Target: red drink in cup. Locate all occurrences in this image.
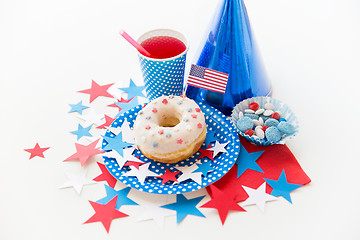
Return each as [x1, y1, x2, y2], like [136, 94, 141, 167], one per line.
[140, 36, 187, 59]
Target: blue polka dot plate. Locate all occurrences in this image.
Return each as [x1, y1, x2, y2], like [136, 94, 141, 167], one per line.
[102, 101, 240, 194]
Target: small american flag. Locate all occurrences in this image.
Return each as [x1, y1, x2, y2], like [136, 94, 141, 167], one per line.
[187, 64, 229, 94]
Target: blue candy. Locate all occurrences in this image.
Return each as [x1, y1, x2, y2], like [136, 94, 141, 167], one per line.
[264, 118, 279, 127]
[265, 126, 282, 142]
[236, 117, 254, 132]
[261, 116, 270, 123]
[244, 113, 259, 120]
[279, 118, 287, 122]
[277, 121, 296, 135]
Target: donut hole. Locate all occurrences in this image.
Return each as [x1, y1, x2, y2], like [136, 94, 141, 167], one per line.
[159, 116, 181, 127]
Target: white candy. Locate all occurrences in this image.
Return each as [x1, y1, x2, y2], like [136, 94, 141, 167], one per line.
[255, 125, 263, 131]
[253, 119, 261, 126]
[255, 128, 265, 139]
[263, 109, 274, 116]
[238, 111, 244, 118]
[264, 103, 275, 110]
[255, 108, 265, 115]
[244, 109, 255, 114]
[259, 117, 264, 126]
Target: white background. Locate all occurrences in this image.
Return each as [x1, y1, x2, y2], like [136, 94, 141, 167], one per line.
[1, 0, 360, 239]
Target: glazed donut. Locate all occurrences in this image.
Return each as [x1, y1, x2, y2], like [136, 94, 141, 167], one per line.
[133, 95, 207, 163]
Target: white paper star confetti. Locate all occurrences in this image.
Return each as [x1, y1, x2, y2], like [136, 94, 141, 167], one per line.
[102, 150, 128, 169]
[107, 126, 121, 136]
[137, 200, 175, 227]
[58, 169, 96, 194]
[119, 119, 135, 144]
[208, 141, 229, 158]
[122, 147, 140, 161]
[175, 164, 203, 185]
[123, 163, 159, 184]
[107, 82, 127, 100]
[77, 109, 105, 126]
[241, 183, 278, 212]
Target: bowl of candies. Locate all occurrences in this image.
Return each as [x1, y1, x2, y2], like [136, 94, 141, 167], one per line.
[231, 97, 299, 146]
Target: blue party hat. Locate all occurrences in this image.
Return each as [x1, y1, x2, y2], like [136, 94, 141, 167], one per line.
[186, 0, 271, 115]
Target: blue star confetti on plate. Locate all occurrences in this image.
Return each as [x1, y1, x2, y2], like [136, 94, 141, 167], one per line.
[204, 129, 219, 147]
[102, 132, 133, 156]
[236, 144, 264, 178]
[194, 160, 215, 177]
[97, 185, 138, 210]
[161, 194, 206, 223]
[264, 169, 302, 203]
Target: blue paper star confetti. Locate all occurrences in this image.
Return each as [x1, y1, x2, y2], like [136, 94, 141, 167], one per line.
[236, 144, 264, 178]
[194, 160, 215, 177]
[264, 170, 302, 204]
[102, 132, 133, 156]
[70, 124, 92, 140]
[69, 100, 89, 114]
[161, 194, 206, 223]
[115, 97, 140, 117]
[119, 79, 146, 99]
[204, 129, 218, 147]
[97, 185, 138, 210]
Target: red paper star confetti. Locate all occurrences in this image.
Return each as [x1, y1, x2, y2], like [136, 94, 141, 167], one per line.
[209, 166, 258, 202]
[64, 139, 104, 166]
[93, 162, 118, 188]
[198, 144, 214, 161]
[201, 185, 245, 225]
[24, 143, 50, 160]
[107, 97, 134, 111]
[157, 169, 181, 184]
[78, 80, 114, 103]
[124, 161, 145, 170]
[96, 115, 115, 129]
[84, 196, 128, 233]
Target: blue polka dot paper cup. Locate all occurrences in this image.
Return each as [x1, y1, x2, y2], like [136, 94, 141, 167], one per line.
[137, 29, 188, 100]
[231, 96, 299, 146]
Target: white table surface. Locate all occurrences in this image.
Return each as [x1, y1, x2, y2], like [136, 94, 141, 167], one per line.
[1, 0, 360, 239]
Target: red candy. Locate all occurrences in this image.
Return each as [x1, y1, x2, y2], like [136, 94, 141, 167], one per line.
[152, 108, 158, 113]
[142, 104, 147, 109]
[262, 126, 268, 131]
[145, 125, 151, 130]
[191, 114, 197, 118]
[271, 112, 280, 120]
[195, 108, 201, 112]
[249, 102, 259, 111]
[158, 129, 164, 135]
[162, 99, 168, 104]
[197, 123, 202, 128]
[244, 129, 254, 136]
